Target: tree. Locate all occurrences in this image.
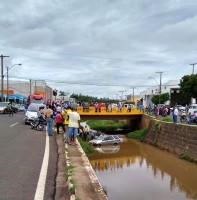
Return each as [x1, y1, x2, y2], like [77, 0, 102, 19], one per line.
[151, 93, 169, 105]
[59, 90, 66, 96]
[179, 74, 197, 99]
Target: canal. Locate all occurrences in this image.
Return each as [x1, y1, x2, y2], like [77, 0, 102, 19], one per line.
[88, 136, 197, 200]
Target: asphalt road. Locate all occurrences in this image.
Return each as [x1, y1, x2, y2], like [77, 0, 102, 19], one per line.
[0, 112, 57, 200]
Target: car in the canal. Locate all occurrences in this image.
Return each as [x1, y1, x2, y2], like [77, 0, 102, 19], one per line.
[0, 102, 18, 114]
[88, 134, 121, 146]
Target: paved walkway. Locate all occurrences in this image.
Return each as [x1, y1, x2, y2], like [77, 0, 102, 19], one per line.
[55, 133, 107, 200]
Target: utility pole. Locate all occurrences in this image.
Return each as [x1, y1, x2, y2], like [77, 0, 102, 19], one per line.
[190, 63, 197, 74]
[30, 79, 32, 95]
[132, 87, 135, 103]
[1, 55, 9, 102]
[118, 90, 126, 101]
[155, 72, 163, 95]
[6, 67, 8, 102]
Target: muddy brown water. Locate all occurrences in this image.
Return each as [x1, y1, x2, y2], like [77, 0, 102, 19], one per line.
[88, 137, 197, 200]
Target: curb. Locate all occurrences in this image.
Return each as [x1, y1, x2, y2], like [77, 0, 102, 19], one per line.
[65, 140, 108, 200]
[55, 135, 70, 200]
[55, 134, 108, 200]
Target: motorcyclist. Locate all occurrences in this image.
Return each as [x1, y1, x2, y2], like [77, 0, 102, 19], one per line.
[33, 106, 45, 129]
[180, 110, 187, 122]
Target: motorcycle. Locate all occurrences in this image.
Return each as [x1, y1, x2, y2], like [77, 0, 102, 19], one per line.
[180, 111, 187, 122]
[30, 116, 47, 131]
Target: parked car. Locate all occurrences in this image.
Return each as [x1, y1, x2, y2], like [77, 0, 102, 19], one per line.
[24, 103, 46, 124]
[188, 104, 197, 115]
[88, 134, 121, 146]
[15, 104, 25, 112]
[176, 105, 186, 112]
[0, 102, 18, 114]
[188, 110, 197, 124]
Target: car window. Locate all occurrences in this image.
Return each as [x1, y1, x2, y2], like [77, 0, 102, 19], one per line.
[0, 102, 9, 107]
[108, 136, 114, 140]
[113, 135, 119, 139]
[96, 135, 104, 140]
[28, 104, 46, 112]
[103, 136, 109, 141]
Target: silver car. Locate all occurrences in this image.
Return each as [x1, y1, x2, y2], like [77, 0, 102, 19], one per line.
[88, 135, 121, 146]
[24, 103, 46, 124]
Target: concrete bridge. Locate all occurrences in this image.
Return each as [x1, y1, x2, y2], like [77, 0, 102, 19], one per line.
[76, 106, 144, 121]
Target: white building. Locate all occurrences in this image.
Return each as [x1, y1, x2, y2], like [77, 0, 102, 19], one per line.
[0, 79, 53, 103]
[140, 80, 180, 108]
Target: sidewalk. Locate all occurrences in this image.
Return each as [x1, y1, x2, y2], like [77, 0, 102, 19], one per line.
[55, 134, 107, 200]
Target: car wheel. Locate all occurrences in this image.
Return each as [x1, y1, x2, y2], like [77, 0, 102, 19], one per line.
[113, 143, 118, 146]
[98, 144, 101, 147]
[25, 121, 28, 125]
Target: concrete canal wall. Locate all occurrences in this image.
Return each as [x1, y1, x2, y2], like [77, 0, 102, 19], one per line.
[139, 114, 197, 161]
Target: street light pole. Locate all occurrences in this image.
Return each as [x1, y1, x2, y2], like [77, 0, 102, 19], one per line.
[149, 76, 161, 104]
[1, 55, 9, 102]
[155, 72, 163, 95]
[5, 63, 22, 102]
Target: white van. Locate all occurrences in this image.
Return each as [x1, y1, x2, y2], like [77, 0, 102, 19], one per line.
[188, 104, 197, 115]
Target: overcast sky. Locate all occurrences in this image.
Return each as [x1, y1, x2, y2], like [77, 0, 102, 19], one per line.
[1, 0, 197, 99]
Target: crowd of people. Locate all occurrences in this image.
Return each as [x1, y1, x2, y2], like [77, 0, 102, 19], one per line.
[36, 101, 81, 145]
[146, 103, 197, 124]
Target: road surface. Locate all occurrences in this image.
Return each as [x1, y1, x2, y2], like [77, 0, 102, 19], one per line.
[0, 112, 57, 200]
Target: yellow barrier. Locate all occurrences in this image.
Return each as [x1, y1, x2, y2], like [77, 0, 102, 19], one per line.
[77, 106, 144, 115]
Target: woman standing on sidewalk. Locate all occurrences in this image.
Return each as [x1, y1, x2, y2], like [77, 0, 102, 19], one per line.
[45, 105, 54, 136]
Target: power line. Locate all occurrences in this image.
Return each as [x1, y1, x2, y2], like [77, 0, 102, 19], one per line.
[2, 45, 160, 63]
[9, 75, 179, 88]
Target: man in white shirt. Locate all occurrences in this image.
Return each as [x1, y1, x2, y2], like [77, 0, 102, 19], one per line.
[173, 107, 179, 123]
[68, 107, 80, 145]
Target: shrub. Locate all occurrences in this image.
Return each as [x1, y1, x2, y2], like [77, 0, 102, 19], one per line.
[77, 137, 93, 154]
[161, 117, 173, 122]
[179, 152, 194, 162]
[153, 121, 160, 131]
[127, 128, 147, 141]
[87, 120, 127, 131]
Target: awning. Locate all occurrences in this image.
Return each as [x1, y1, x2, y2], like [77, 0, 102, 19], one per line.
[8, 93, 27, 100]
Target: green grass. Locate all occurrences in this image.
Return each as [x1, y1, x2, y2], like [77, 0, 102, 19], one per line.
[64, 164, 75, 180]
[161, 117, 173, 122]
[77, 137, 93, 154]
[153, 121, 160, 131]
[127, 128, 147, 141]
[179, 152, 194, 162]
[87, 120, 127, 131]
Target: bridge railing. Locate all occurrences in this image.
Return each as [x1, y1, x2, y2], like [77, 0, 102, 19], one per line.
[76, 106, 144, 115]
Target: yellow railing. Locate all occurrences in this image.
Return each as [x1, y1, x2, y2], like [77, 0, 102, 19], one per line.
[77, 106, 144, 115]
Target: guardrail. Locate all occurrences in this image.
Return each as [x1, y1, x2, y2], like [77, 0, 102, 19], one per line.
[77, 106, 144, 115]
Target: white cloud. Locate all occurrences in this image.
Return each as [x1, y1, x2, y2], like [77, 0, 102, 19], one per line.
[0, 0, 197, 98]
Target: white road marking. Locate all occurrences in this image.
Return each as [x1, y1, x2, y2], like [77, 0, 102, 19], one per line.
[34, 129, 49, 200]
[10, 122, 19, 127]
